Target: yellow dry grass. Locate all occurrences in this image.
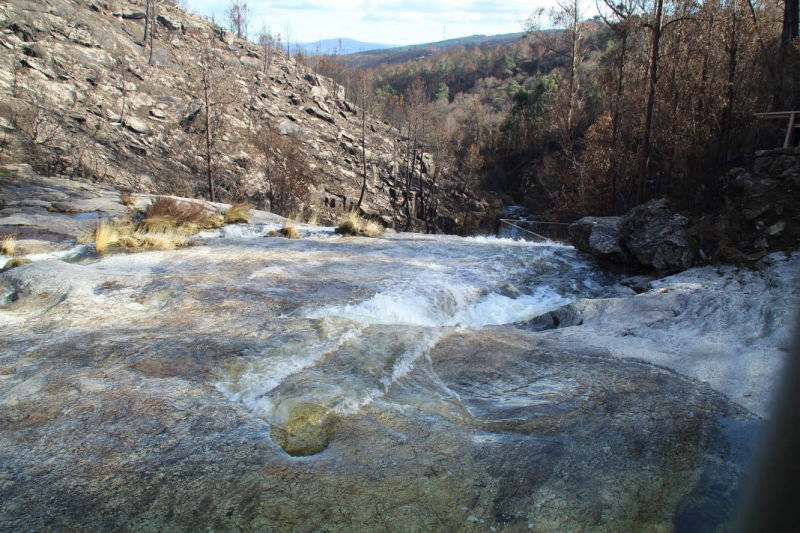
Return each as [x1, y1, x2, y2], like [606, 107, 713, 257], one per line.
[1, 235, 16, 256]
[279, 224, 300, 239]
[225, 203, 252, 224]
[361, 220, 384, 238]
[335, 210, 385, 238]
[93, 220, 119, 253]
[117, 231, 187, 251]
[1, 257, 32, 271]
[89, 217, 188, 254]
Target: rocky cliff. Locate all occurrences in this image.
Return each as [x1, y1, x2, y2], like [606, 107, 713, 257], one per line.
[0, 0, 488, 231]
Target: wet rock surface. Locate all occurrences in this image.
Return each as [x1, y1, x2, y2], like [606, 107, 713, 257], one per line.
[0, 225, 793, 530]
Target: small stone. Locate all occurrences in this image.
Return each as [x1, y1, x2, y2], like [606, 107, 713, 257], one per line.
[305, 106, 335, 124]
[121, 11, 146, 20]
[742, 204, 769, 221]
[124, 116, 151, 135]
[765, 220, 785, 236]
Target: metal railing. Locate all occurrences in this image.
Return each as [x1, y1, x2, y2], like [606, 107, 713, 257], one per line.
[498, 219, 571, 242]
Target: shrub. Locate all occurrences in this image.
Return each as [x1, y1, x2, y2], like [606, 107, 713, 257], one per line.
[1, 235, 15, 256]
[335, 211, 361, 236]
[225, 203, 252, 224]
[146, 197, 209, 224]
[335, 210, 385, 238]
[279, 224, 300, 239]
[139, 197, 223, 235]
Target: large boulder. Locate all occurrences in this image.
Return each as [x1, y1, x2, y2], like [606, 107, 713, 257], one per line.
[568, 216, 628, 263]
[619, 199, 696, 273]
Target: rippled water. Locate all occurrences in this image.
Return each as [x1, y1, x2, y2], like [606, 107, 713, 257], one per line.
[0, 223, 760, 531]
[206, 228, 620, 427]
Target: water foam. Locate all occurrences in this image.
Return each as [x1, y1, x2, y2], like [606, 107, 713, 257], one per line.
[306, 284, 567, 328]
[214, 326, 361, 419]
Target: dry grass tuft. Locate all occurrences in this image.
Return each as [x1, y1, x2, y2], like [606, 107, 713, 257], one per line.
[361, 220, 384, 238]
[335, 210, 385, 238]
[1, 257, 32, 272]
[225, 203, 252, 224]
[146, 197, 210, 225]
[279, 224, 300, 239]
[1, 235, 16, 256]
[89, 216, 188, 254]
[138, 197, 223, 236]
[117, 232, 186, 251]
[93, 220, 119, 253]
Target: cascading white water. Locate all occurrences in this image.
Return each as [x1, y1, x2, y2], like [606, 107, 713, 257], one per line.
[208, 225, 621, 426]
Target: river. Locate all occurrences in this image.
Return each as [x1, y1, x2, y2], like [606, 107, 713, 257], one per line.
[2, 222, 793, 531]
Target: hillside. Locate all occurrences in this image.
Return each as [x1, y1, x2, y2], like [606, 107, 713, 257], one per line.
[0, 0, 488, 232]
[339, 32, 526, 70]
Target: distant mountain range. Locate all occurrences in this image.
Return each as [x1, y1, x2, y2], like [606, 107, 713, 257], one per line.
[295, 32, 527, 64]
[332, 32, 528, 69]
[294, 38, 399, 56]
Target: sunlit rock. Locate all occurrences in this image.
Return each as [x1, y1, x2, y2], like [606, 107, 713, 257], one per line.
[270, 402, 334, 456]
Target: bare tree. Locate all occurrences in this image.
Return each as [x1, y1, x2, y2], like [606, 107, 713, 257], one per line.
[258, 24, 274, 73]
[253, 125, 314, 215]
[144, 0, 150, 42]
[226, 1, 250, 40]
[526, 0, 591, 161]
[187, 36, 239, 202]
[355, 71, 370, 209]
[149, 0, 157, 65]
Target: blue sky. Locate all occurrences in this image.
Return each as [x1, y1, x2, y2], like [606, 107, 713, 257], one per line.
[185, 1, 552, 46]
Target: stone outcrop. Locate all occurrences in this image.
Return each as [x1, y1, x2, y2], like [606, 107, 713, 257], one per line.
[619, 199, 697, 273]
[570, 147, 800, 273]
[3, 219, 785, 530]
[718, 147, 800, 258]
[569, 200, 696, 273]
[568, 216, 628, 263]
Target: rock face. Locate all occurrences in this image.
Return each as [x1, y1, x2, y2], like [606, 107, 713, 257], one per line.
[619, 199, 696, 273]
[718, 148, 800, 258]
[0, 0, 485, 232]
[568, 216, 628, 263]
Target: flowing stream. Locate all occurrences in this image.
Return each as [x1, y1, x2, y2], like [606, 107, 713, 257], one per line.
[0, 223, 766, 531]
[208, 229, 616, 434]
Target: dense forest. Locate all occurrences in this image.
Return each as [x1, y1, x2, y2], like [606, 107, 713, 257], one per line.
[309, 0, 800, 221]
